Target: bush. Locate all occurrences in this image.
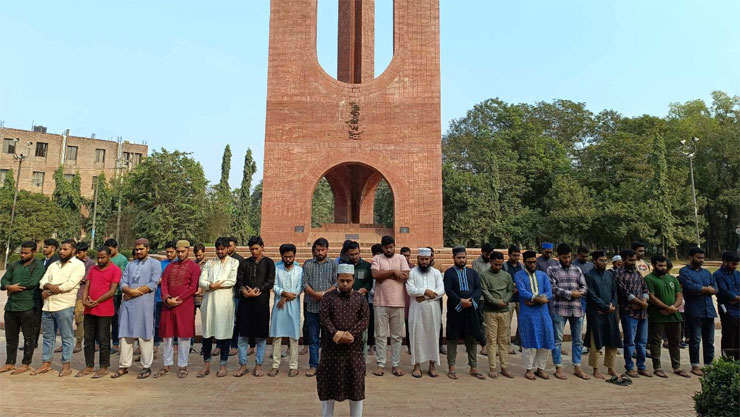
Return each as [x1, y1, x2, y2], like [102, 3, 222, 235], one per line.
[693, 357, 740, 417]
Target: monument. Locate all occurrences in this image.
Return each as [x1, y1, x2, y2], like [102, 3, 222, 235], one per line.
[260, 0, 443, 248]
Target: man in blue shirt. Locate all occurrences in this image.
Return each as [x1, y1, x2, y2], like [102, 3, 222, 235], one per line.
[714, 251, 740, 360]
[678, 247, 718, 376]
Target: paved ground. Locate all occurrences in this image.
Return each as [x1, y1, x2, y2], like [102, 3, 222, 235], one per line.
[0, 331, 710, 417]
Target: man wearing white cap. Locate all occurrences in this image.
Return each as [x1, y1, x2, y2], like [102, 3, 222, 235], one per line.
[611, 255, 623, 271]
[406, 248, 445, 378]
[317, 263, 369, 417]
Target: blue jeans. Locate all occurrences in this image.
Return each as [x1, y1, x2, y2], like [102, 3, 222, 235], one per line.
[621, 315, 648, 371]
[551, 313, 584, 367]
[305, 311, 321, 369]
[238, 336, 266, 366]
[685, 314, 715, 367]
[41, 307, 75, 364]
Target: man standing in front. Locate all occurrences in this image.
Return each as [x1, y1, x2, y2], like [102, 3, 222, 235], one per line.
[371, 235, 410, 377]
[235, 236, 275, 377]
[303, 238, 338, 376]
[444, 246, 485, 380]
[514, 250, 554, 380]
[28, 238, 59, 351]
[0, 241, 45, 375]
[646, 255, 690, 378]
[73, 241, 96, 354]
[317, 263, 369, 417]
[584, 251, 621, 379]
[104, 238, 128, 355]
[269, 244, 303, 377]
[536, 242, 558, 273]
[679, 247, 718, 376]
[479, 251, 514, 379]
[31, 239, 86, 377]
[77, 247, 121, 378]
[406, 248, 444, 378]
[197, 237, 239, 378]
[615, 249, 651, 378]
[155, 240, 200, 378]
[715, 251, 740, 360]
[548, 243, 589, 380]
[111, 238, 161, 379]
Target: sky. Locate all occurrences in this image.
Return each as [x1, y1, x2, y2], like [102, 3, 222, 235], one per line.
[1, 0, 738, 189]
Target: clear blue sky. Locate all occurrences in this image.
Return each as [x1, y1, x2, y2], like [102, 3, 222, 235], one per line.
[1, 0, 738, 188]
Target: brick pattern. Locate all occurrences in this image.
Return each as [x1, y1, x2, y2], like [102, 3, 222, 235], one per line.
[261, 0, 444, 250]
[0, 127, 147, 198]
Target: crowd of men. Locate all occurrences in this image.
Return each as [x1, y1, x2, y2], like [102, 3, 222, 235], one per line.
[2, 234, 739, 416]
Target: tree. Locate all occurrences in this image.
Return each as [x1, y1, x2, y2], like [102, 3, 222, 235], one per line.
[0, 187, 63, 268]
[84, 173, 114, 244]
[312, 177, 334, 228]
[249, 180, 263, 235]
[232, 147, 257, 242]
[647, 133, 677, 254]
[218, 144, 232, 193]
[3, 168, 15, 190]
[122, 149, 209, 249]
[52, 166, 83, 239]
[373, 179, 394, 228]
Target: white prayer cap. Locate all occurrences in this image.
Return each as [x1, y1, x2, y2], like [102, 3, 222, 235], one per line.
[612, 255, 622, 262]
[337, 263, 355, 275]
[418, 248, 432, 257]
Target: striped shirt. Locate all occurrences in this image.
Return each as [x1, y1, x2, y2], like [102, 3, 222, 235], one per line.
[614, 267, 649, 320]
[302, 258, 337, 314]
[547, 263, 588, 317]
[454, 267, 479, 312]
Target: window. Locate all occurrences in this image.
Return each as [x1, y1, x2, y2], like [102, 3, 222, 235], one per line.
[95, 148, 105, 163]
[64, 174, 75, 182]
[32, 171, 45, 187]
[0, 169, 8, 185]
[3, 138, 16, 154]
[133, 153, 142, 165]
[35, 142, 48, 157]
[66, 145, 78, 162]
[123, 151, 131, 162]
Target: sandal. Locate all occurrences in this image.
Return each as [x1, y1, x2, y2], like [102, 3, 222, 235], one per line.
[137, 368, 152, 379]
[525, 371, 536, 381]
[197, 368, 211, 378]
[427, 369, 438, 378]
[75, 369, 93, 378]
[488, 371, 498, 379]
[654, 369, 668, 378]
[305, 368, 317, 377]
[177, 368, 188, 378]
[92, 370, 108, 379]
[233, 366, 249, 377]
[470, 372, 486, 380]
[391, 367, 404, 377]
[111, 368, 128, 379]
[447, 371, 458, 380]
[58, 368, 73, 377]
[412, 369, 422, 378]
[535, 370, 550, 380]
[674, 369, 691, 378]
[153, 368, 170, 378]
[372, 368, 384, 377]
[574, 371, 590, 380]
[619, 374, 633, 385]
[253, 367, 264, 377]
[268, 368, 279, 377]
[217, 368, 228, 378]
[288, 369, 300, 377]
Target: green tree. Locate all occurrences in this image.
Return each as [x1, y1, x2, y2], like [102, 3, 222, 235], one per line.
[232, 148, 257, 242]
[52, 166, 83, 239]
[647, 133, 677, 254]
[373, 179, 393, 228]
[312, 177, 334, 228]
[3, 168, 15, 189]
[122, 149, 209, 249]
[0, 188, 63, 268]
[249, 180, 263, 235]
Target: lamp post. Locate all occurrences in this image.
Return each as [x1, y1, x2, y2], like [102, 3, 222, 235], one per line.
[680, 136, 701, 247]
[4, 139, 33, 267]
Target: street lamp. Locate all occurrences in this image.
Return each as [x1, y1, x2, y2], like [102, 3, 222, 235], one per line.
[4, 139, 33, 267]
[680, 136, 701, 247]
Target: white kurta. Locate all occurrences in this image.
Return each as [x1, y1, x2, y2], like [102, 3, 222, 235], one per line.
[405, 266, 445, 365]
[199, 256, 239, 340]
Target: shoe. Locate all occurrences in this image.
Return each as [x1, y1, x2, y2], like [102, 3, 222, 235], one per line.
[679, 341, 688, 349]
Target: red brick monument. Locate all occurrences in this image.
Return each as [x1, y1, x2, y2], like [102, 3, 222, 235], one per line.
[260, 0, 443, 248]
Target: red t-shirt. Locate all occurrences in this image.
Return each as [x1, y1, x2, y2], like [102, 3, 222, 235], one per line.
[84, 263, 122, 317]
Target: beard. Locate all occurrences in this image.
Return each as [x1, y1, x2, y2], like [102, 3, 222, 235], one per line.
[383, 252, 393, 258]
[284, 260, 294, 267]
[418, 265, 430, 273]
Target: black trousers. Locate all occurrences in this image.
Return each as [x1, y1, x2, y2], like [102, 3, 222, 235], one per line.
[719, 310, 740, 360]
[112, 293, 122, 345]
[84, 315, 112, 368]
[203, 337, 231, 363]
[648, 321, 682, 370]
[368, 303, 375, 345]
[4, 309, 36, 365]
[32, 304, 42, 349]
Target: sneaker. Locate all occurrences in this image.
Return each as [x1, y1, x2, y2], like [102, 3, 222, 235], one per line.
[679, 341, 688, 349]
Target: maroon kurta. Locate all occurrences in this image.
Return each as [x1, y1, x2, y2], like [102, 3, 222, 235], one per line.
[317, 289, 369, 402]
[159, 258, 200, 338]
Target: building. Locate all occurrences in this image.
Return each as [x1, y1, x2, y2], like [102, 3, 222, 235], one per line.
[0, 125, 148, 198]
[260, 0, 443, 248]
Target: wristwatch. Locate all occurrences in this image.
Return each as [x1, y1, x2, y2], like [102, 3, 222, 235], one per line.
[45, 289, 53, 296]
